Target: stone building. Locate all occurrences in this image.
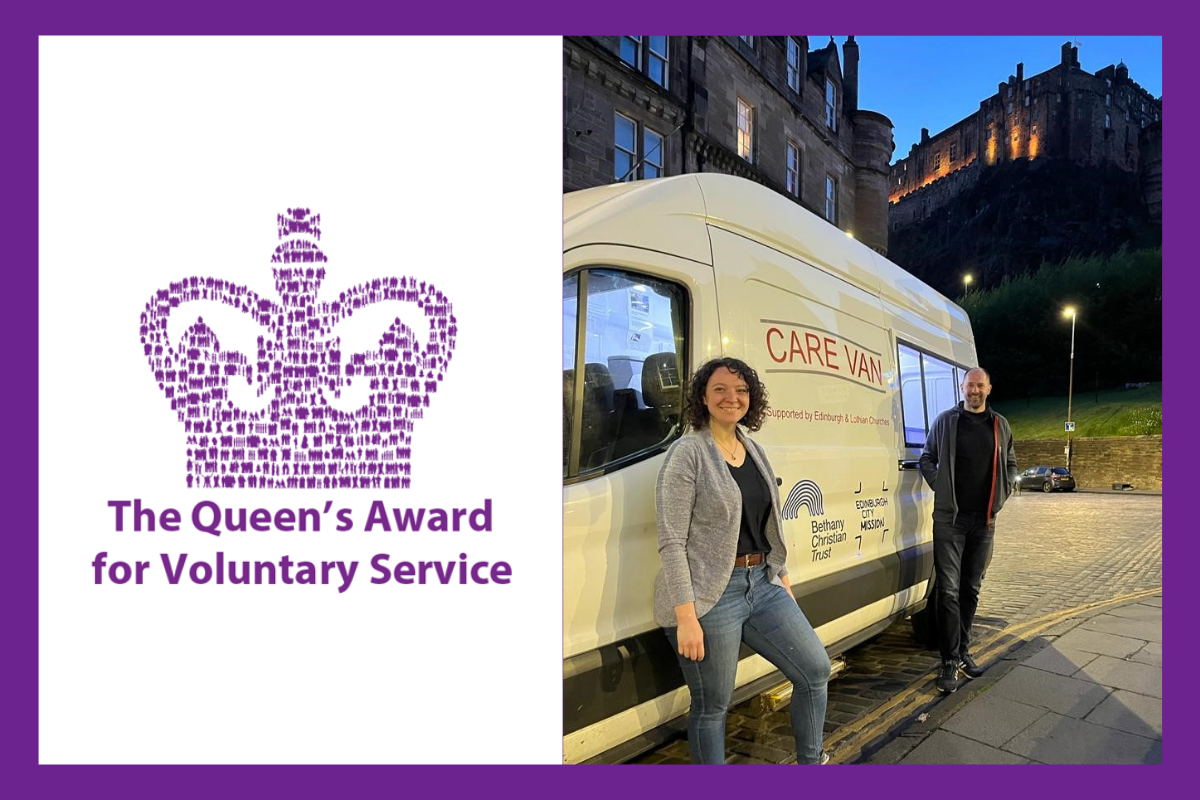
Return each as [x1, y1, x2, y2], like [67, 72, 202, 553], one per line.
[889, 42, 1162, 227]
[564, 36, 895, 255]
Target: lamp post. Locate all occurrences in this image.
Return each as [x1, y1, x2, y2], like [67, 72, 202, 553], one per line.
[1063, 306, 1077, 472]
[963, 274, 973, 295]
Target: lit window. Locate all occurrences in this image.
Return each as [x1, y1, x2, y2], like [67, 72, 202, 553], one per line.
[614, 113, 637, 182]
[787, 38, 800, 92]
[619, 36, 669, 89]
[737, 98, 754, 163]
[619, 37, 642, 69]
[825, 79, 837, 130]
[824, 175, 837, 223]
[643, 127, 664, 179]
[786, 140, 801, 197]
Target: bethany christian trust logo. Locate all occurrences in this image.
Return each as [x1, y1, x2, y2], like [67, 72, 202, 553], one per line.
[140, 207, 456, 489]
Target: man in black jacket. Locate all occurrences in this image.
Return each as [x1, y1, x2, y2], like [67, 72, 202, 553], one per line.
[919, 367, 1019, 694]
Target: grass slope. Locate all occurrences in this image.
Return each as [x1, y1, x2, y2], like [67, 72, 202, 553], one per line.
[992, 383, 1162, 440]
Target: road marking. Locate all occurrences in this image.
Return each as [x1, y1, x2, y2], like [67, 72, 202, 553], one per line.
[823, 586, 1162, 763]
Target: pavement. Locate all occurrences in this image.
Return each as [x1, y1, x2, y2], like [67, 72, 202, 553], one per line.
[631, 493, 1162, 766]
[863, 592, 1162, 765]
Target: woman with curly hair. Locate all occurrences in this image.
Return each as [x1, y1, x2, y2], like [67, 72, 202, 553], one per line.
[654, 357, 830, 764]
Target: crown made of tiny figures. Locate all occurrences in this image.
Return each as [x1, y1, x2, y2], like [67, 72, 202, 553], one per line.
[140, 208, 456, 490]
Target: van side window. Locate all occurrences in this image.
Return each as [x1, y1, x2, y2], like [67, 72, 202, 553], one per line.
[563, 269, 686, 478]
[922, 357, 957, 428]
[897, 344, 926, 445]
[897, 342, 967, 448]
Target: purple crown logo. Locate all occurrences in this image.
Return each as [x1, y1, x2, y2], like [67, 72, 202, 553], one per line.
[140, 208, 456, 489]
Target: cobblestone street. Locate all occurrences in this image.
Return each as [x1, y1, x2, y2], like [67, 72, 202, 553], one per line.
[632, 492, 1162, 764]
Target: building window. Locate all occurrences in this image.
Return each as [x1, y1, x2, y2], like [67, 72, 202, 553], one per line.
[737, 98, 754, 163]
[619, 37, 642, 69]
[739, 36, 755, 47]
[614, 113, 637, 182]
[934, 151, 942, 171]
[1105, 113, 1112, 130]
[614, 112, 666, 182]
[647, 37, 668, 89]
[825, 79, 837, 131]
[949, 143, 958, 164]
[786, 140, 801, 197]
[1007, 102, 1013, 113]
[1106, 93, 1112, 107]
[644, 127, 664, 179]
[787, 38, 801, 92]
[824, 175, 838, 223]
[619, 36, 669, 89]
[1024, 95, 1030, 107]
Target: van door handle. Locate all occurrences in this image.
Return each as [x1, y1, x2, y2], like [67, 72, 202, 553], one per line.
[899, 459, 921, 470]
[776, 477, 783, 486]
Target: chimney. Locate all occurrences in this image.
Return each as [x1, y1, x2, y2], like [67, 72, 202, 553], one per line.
[1016, 62, 1024, 84]
[1061, 41, 1079, 68]
[921, 127, 930, 144]
[843, 36, 860, 114]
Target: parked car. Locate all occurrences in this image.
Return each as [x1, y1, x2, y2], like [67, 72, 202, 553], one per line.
[1017, 465, 1077, 493]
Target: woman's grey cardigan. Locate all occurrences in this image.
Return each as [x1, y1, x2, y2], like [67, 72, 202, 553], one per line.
[653, 426, 790, 628]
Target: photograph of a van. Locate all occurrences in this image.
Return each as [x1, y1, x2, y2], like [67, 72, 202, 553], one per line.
[563, 174, 977, 764]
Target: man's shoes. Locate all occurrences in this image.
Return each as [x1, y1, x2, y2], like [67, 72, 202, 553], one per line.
[819, 751, 830, 765]
[936, 659, 960, 694]
[958, 652, 984, 679]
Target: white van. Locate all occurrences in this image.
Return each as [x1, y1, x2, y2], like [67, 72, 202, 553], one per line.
[563, 174, 977, 764]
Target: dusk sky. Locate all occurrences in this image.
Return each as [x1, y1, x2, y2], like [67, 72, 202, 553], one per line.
[811, 36, 1163, 165]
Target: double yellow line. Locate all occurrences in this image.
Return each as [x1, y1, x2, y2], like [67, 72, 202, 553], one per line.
[823, 586, 1162, 764]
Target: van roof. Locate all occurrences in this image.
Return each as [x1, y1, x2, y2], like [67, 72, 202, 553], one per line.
[565, 174, 971, 348]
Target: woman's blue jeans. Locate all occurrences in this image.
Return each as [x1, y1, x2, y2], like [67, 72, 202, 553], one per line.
[665, 564, 830, 764]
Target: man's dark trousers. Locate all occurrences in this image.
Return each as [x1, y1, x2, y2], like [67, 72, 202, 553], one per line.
[933, 511, 995, 661]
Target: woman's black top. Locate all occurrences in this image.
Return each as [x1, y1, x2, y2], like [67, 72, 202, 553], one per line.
[727, 455, 772, 556]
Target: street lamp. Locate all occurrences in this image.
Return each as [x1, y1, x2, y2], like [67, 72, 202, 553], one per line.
[1063, 306, 1077, 472]
[963, 274, 973, 295]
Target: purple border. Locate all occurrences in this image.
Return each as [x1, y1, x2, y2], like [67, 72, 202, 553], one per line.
[6, 2, 1177, 793]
